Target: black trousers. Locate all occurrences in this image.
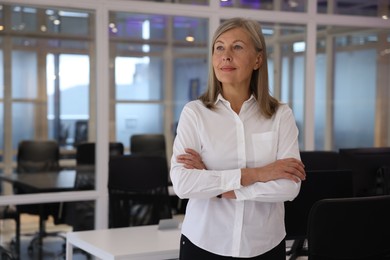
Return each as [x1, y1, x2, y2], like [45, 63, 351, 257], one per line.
[179, 235, 286, 260]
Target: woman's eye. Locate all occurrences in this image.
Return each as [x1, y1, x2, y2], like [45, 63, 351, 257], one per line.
[215, 45, 224, 51]
[233, 45, 243, 50]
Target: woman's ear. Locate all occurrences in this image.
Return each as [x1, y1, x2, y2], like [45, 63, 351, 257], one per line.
[254, 53, 263, 70]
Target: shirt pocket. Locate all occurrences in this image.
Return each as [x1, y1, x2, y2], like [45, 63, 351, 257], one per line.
[252, 131, 277, 166]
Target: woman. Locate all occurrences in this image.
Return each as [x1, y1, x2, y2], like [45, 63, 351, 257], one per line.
[170, 17, 305, 260]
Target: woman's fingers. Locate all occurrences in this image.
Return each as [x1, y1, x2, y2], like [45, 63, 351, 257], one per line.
[177, 148, 206, 169]
[284, 160, 305, 178]
[184, 148, 202, 160]
[261, 158, 306, 182]
[282, 158, 306, 181]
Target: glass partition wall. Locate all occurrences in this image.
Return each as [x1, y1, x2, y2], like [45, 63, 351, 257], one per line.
[109, 13, 209, 156]
[0, 0, 388, 234]
[0, 4, 95, 172]
[315, 25, 390, 150]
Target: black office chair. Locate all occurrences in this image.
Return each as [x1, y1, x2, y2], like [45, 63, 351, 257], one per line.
[75, 142, 95, 165]
[0, 206, 20, 260]
[62, 166, 96, 233]
[64, 142, 124, 231]
[75, 141, 124, 165]
[73, 120, 88, 146]
[130, 134, 166, 157]
[129, 134, 185, 212]
[307, 195, 390, 260]
[17, 140, 60, 173]
[15, 140, 65, 255]
[284, 169, 354, 260]
[108, 154, 172, 228]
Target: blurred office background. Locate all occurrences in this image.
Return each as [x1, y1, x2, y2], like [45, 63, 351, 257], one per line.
[0, 0, 389, 253]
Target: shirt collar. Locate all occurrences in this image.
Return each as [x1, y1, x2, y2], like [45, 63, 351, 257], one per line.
[215, 93, 256, 105]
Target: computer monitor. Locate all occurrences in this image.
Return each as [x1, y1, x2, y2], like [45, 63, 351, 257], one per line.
[338, 147, 390, 197]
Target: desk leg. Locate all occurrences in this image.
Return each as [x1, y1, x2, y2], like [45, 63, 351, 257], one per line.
[66, 241, 73, 260]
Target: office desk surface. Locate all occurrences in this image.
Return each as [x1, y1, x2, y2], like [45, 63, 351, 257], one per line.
[66, 225, 181, 260]
[0, 170, 76, 192]
[0, 168, 94, 192]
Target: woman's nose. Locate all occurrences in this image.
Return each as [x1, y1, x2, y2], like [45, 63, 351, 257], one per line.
[223, 56, 232, 62]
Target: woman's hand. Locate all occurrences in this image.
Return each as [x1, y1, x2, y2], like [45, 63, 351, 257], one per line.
[176, 148, 207, 170]
[241, 158, 306, 186]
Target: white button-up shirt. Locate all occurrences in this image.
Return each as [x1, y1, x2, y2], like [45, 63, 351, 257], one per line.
[170, 94, 301, 258]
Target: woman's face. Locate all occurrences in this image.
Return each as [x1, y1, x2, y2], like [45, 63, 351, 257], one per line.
[212, 27, 261, 89]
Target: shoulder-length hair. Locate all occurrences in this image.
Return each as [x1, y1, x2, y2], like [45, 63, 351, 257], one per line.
[199, 17, 279, 118]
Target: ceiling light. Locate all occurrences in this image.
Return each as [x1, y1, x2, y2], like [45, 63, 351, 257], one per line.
[186, 36, 195, 42]
[288, 0, 298, 8]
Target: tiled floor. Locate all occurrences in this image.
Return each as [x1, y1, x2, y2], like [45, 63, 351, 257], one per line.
[1, 215, 308, 260]
[1, 214, 88, 259]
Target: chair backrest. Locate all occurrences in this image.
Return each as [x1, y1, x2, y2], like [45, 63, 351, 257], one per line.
[15, 140, 62, 222]
[17, 140, 60, 173]
[109, 142, 125, 157]
[108, 154, 172, 228]
[108, 154, 169, 191]
[76, 142, 124, 165]
[300, 151, 339, 171]
[75, 142, 95, 165]
[284, 169, 354, 240]
[74, 120, 88, 146]
[130, 134, 166, 157]
[307, 195, 390, 260]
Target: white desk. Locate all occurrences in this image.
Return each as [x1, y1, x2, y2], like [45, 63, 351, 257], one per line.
[66, 225, 181, 260]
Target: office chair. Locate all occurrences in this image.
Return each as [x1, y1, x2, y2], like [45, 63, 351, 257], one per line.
[108, 154, 172, 228]
[62, 167, 95, 233]
[15, 140, 65, 255]
[0, 206, 20, 260]
[129, 134, 184, 212]
[17, 140, 60, 173]
[75, 142, 95, 165]
[284, 169, 354, 260]
[64, 142, 124, 231]
[130, 134, 166, 157]
[75, 142, 124, 165]
[307, 195, 390, 260]
[73, 120, 88, 146]
[0, 245, 14, 260]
